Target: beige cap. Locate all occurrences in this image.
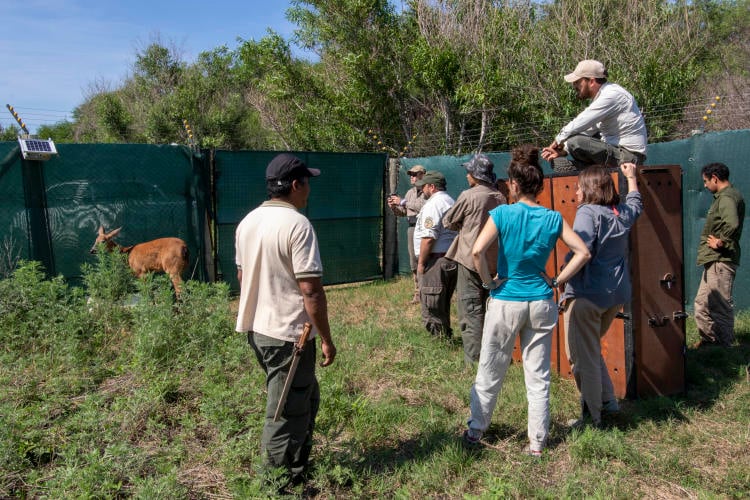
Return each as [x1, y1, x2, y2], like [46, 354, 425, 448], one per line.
[564, 60, 607, 83]
[407, 165, 426, 174]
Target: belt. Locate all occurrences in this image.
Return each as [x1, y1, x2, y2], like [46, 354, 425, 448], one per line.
[430, 252, 446, 259]
[408, 222, 416, 227]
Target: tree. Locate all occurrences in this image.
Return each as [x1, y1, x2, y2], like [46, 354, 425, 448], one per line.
[36, 122, 74, 143]
[59, 0, 747, 154]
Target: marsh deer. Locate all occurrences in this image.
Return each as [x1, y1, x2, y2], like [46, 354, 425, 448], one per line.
[90, 226, 188, 295]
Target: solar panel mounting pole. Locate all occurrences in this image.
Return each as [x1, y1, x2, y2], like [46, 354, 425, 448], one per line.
[6, 104, 30, 136]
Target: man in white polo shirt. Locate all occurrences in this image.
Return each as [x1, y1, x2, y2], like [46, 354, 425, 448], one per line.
[414, 170, 458, 338]
[235, 153, 336, 488]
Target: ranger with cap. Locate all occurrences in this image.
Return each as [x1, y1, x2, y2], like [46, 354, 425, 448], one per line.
[542, 59, 647, 171]
[414, 170, 458, 338]
[388, 165, 427, 303]
[235, 153, 336, 488]
[443, 154, 507, 368]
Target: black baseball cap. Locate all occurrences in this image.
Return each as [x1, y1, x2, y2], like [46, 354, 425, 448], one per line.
[265, 153, 320, 180]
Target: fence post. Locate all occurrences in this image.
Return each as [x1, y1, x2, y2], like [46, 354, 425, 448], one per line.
[21, 160, 55, 276]
[383, 157, 400, 279]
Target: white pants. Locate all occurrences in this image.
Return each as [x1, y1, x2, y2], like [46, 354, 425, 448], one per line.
[468, 298, 557, 451]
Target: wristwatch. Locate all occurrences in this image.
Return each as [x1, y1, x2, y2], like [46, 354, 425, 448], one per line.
[551, 277, 558, 288]
[481, 281, 496, 290]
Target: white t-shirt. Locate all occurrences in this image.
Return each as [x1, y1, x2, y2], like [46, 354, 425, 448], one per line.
[413, 190, 457, 256]
[234, 200, 323, 341]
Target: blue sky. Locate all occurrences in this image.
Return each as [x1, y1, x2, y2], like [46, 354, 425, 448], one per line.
[0, 0, 299, 133]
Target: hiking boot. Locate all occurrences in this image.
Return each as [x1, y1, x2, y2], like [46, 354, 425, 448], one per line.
[551, 157, 577, 173]
[692, 338, 718, 349]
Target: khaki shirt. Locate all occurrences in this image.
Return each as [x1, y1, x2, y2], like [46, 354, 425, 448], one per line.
[391, 186, 426, 219]
[443, 184, 506, 272]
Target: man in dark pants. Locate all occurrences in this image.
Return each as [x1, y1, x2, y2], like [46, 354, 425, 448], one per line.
[443, 154, 506, 368]
[693, 162, 745, 347]
[234, 153, 337, 487]
[414, 170, 458, 337]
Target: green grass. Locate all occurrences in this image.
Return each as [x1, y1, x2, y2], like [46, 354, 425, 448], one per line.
[0, 260, 748, 498]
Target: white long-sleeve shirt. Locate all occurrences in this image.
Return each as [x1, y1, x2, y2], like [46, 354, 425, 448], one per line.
[556, 83, 647, 154]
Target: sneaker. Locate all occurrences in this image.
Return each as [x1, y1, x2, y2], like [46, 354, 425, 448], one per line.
[410, 292, 420, 304]
[551, 157, 578, 173]
[462, 428, 482, 447]
[602, 399, 620, 415]
[523, 444, 543, 458]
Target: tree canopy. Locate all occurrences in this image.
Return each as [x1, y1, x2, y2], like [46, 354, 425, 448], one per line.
[42, 0, 750, 155]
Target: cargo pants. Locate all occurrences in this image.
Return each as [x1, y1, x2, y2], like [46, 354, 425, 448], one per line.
[419, 256, 457, 338]
[248, 331, 319, 481]
[694, 261, 737, 346]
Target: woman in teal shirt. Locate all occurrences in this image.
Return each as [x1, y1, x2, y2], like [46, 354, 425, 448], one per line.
[463, 144, 590, 456]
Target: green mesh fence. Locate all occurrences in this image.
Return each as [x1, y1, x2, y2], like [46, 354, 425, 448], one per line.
[214, 151, 387, 291]
[0, 142, 31, 276]
[401, 130, 750, 310]
[2, 132, 746, 305]
[0, 142, 209, 285]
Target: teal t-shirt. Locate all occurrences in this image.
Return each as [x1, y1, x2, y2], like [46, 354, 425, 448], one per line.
[489, 203, 563, 301]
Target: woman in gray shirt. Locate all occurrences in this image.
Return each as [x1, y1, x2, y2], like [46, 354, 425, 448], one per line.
[561, 162, 642, 428]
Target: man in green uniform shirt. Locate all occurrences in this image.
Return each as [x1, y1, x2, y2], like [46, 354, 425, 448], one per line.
[694, 162, 745, 347]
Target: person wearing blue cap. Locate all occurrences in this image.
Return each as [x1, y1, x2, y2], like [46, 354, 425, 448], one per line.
[443, 154, 506, 368]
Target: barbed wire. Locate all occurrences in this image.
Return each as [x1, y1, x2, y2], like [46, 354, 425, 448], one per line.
[0, 105, 74, 132]
[398, 91, 749, 155]
[2, 91, 747, 151]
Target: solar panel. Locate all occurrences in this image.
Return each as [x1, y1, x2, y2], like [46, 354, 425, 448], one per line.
[24, 140, 53, 152]
[17, 137, 58, 161]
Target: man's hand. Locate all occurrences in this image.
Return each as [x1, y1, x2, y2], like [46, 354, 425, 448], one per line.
[320, 339, 337, 367]
[387, 195, 402, 208]
[541, 141, 565, 162]
[707, 234, 724, 250]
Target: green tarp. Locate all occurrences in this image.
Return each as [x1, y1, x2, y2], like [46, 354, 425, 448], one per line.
[0, 143, 209, 285]
[214, 150, 387, 290]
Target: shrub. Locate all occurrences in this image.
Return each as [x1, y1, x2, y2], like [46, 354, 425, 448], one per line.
[81, 243, 136, 303]
[131, 275, 233, 374]
[0, 261, 80, 351]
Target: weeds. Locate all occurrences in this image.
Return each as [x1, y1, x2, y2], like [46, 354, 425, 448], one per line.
[0, 272, 748, 498]
[0, 235, 22, 279]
